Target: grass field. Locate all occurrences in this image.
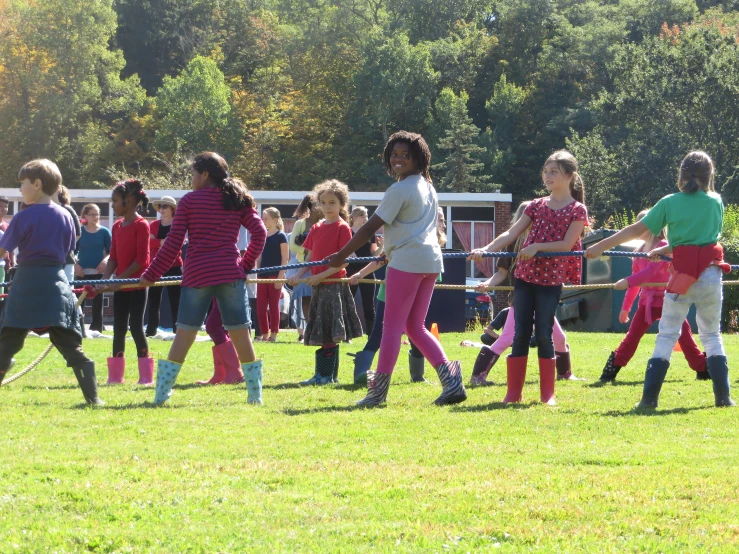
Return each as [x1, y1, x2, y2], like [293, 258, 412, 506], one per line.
[1, 330, 738, 553]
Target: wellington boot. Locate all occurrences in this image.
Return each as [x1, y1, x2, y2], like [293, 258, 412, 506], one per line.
[73, 361, 104, 405]
[356, 372, 391, 407]
[409, 351, 428, 383]
[196, 345, 227, 385]
[218, 341, 244, 384]
[555, 346, 583, 380]
[300, 346, 336, 385]
[598, 352, 622, 383]
[331, 344, 340, 383]
[470, 346, 498, 386]
[349, 350, 375, 385]
[539, 357, 556, 405]
[636, 358, 669, 409]
[137, 357, 154, 386]
[153, 359, 182, 406]
[706, 355, 736, 407]
[106, 355, 125, 384]
[502, 356, 527, 403]
[242, 360, 264, 404]
[433, 360, 467, 406]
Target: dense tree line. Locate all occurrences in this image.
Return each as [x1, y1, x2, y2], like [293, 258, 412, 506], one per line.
[1, 0, 739, 223]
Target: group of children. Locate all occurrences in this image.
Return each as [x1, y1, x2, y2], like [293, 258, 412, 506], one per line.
[0, 134, 732, 410]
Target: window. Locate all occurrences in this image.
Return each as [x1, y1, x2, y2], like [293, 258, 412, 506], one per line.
[452, 221, 495, 278]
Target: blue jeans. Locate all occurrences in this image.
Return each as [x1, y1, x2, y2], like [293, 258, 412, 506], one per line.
[511, 279, 563, 359]
[178, 280, 250, 331]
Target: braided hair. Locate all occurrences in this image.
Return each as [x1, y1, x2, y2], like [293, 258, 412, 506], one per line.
[113, 178, 149, 212]
[383, 130, 432, 182]
[191, 152, 254, 211]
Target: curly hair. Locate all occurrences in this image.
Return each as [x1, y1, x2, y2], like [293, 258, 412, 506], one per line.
[113, 178, 149, 212]
[383, 130, 432, 182]
[313, 179, 350, 222]
[191, 152, 254, 211]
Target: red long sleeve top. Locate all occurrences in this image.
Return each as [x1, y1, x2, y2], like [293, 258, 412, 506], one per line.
[110, 215, 150, 280]
[143, 187, 267, 288]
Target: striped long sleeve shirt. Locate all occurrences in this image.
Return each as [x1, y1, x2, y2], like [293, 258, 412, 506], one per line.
[143, 187, 267, 288]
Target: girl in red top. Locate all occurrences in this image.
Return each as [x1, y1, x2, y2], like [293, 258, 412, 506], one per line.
[146, 196, 182, 337]
[99, 179, 152, 386]
[470, 150, 588, 405]
[288, 180, 363, 385]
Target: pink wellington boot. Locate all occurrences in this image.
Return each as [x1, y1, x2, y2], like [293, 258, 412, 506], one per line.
[219, 340, 244, 384]
[106, 354, 125, 384]
[502, 356, 527, 403]
[196, 344, 227, 385]
[539, 357, 557, 405]
[137, 357, 155, 385]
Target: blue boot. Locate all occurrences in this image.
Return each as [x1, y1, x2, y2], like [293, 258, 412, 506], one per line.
[349, 350, 376, 385]
[153, 359, 182, 406]
[706, 356, 735, 407]
[242, 360, 263, 405]
[636, 358, 669, 409]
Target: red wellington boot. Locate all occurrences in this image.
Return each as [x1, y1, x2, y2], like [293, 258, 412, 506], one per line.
[502, 356, 527, 403]
[539, 357, 557, 405]
[219, 340, 244, 384]
[197, 344, 227, 385]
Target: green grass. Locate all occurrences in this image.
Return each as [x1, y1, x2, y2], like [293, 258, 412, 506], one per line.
[1, 331, 739, 553]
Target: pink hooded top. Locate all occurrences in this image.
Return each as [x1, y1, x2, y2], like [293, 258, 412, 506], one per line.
[622, 239, 669, 325]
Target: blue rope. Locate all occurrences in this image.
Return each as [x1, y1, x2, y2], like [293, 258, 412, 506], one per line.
[0, 250, 736, 288]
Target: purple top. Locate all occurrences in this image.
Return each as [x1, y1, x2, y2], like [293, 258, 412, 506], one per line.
[0, 203, 75, 265]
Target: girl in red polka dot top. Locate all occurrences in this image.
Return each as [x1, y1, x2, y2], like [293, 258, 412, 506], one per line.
[469, 150, 588, 405]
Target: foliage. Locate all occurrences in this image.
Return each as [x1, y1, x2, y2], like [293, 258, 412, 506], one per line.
[721, 204, 739, 331]
[2, 0, 739, 198]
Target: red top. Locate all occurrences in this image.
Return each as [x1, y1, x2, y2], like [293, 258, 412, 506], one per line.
[622, 239, 669, 325]
[110, 215, 150, 281]
[514, 197, 588, 286]
[668, 243, 730, 294]
[143, 187, 267, 288]
[149, 219, 183, 268]
[303, 219, 353, 278]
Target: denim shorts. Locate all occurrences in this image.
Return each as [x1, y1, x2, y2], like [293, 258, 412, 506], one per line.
[177, 280, 251, 331]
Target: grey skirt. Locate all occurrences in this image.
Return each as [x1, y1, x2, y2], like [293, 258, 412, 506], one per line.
[304, 282, 363, 346]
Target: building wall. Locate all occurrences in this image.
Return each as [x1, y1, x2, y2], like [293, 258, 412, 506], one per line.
[491, 201, 512, 315]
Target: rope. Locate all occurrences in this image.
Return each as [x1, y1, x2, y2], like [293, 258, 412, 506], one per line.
[0, 250, 736, 289]
[0, 290, 89, 387]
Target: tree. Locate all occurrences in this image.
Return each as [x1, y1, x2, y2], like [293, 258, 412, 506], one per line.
[0, 0, 145, 187]
[431, 89, 493, 192]
[154, 56, 237, 156]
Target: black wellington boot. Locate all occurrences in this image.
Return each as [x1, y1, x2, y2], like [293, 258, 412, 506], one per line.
[636, 358, 669, 409]
[73, 361, 104, 405]
[706, 355, 736, 407]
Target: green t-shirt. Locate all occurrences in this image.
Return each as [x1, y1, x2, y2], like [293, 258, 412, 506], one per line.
[376, 274, 442, 303]
[641, 191, 723, 247]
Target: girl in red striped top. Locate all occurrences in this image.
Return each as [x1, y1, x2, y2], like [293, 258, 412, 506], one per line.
[140, 152, 267, 405]
[99, 179, 152, 386]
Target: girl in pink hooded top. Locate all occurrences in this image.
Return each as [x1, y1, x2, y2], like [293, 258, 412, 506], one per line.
[598, 209, 708, 383]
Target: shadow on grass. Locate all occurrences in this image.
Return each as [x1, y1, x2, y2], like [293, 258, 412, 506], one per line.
[588, 379, 683, 388]
[451, 401, 535, 412]
[281, 404, 377, 416]
[599, 405, 713, 417]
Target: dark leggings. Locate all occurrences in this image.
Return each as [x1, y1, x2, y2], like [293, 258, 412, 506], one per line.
[0, 326, 90, 372]
[511, 279, 562, 359]
[113, 289, 149, 358]
[364, 298, 421, 357]
[146, 265, 182, 335]
[84, 273, 105, 332]
[350, 281, 376, 331]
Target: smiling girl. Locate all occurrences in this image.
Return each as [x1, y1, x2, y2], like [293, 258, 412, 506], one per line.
[469, 150, 588, 405]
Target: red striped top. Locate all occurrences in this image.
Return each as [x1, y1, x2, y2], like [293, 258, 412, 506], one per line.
[143, 187, 267, 288]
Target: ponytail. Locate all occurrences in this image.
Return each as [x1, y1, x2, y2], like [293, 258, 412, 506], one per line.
[264, 207, 284, 230]
[678, 151, 714, 194]
[570, 172, 585, 205]
[191, 151, 254, 211]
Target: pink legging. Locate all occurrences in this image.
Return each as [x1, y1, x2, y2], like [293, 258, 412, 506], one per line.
[376, 268, 448, 375]
[205, 299, 229, 346]
[491, 306, 567, 356]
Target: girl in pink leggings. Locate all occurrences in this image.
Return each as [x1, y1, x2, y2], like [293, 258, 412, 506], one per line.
[325, 131, 466, 407]
[196, 300, 245, 385]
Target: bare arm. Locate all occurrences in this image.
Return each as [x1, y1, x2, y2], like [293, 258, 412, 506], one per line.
[585, 221, 648, 259]
[326, 214, 385, 267]
[468, 215, 532, 262]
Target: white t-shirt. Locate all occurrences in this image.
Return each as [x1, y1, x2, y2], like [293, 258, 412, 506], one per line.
[375, 174, 443, 274]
